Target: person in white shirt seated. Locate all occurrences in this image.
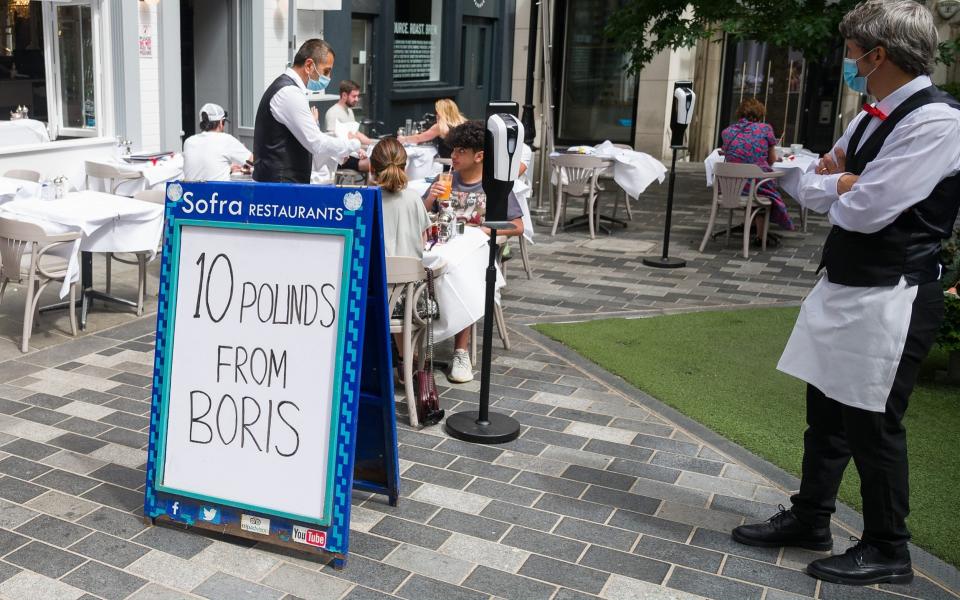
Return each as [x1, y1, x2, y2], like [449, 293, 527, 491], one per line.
[323, 80, 372, 173]
[182, 103, 252, 181]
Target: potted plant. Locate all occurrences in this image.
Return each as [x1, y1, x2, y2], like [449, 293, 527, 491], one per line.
[938, 227, 960, 382]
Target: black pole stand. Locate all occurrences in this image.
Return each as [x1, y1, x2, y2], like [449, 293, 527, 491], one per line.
[642, 146, 687, 269]
[445, 222, 521, 444]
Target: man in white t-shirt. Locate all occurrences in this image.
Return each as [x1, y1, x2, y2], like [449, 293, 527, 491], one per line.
[183, 103, 253, 181]
[323, 80, 372, 173]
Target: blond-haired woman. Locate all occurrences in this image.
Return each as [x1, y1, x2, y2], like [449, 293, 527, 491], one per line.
[370, 137, 432, 258]
[398, 98, 467, 158]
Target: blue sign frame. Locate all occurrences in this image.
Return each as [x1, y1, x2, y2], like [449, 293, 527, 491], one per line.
[144, 181, 400, 566]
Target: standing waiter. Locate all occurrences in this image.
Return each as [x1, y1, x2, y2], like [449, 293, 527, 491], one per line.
[732, 0, 960, 587]
[253, 39, 360, 183]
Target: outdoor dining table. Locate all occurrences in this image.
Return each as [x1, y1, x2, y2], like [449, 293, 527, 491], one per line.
[0, 190, 164, 329]
[86, 154, 185, 197]
[0, 176, 40, 199]
[421, 226, 504, 343]
[0, 119, 50, 147]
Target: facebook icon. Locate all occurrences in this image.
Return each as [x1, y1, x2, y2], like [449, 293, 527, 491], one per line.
[166, 500, 191, 521]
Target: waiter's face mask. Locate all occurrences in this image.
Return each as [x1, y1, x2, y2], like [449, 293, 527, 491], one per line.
[307, 61, 331, 93]
[842, 47, 880, 95]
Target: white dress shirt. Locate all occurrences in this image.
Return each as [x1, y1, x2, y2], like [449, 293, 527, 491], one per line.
[778, 75, 960, 412]
[269, 68, 360, 169]
[182, 131, 251, 181]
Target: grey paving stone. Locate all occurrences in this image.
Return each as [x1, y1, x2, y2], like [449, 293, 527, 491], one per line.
[579, 545, 670, 585]
[15, 514, 91, 546]
[396, 428, 443, 449]
[17, 406, 69, 426]
[0, 498, 38, 529]
[666, 566, 763, 600]
[502, 526, 586, 562]
[395, 574, 488, 600]
[533, 494, 613, 524]
[649, 452, 725, 476]
[260, 562, 352, 599]
[1, 439, 59, 460]
[634, 534, 724, 573]
[32, 469, 99, 495]
[878, 577, 959, 600]
[689, 526, 781, 563]
[106, 383, 151, 401]
[436, 438, 503, 463]
[132, 525, 213, 559]
[109, 372, 152, 387]
[480, 500, 560, 532]
[59, 416, 114, 437]
[462, 565, 556, 600]
[606, 458, 680, 483]
[552, 589, 600, 600]
[553, 517, 638, 552]
[447, 457, 520, 483]
[340, 588, 395, 600]
[104, 397, 151, 415]
[69, 531, 150, 568]
[549, 407, 613, 426]
[320, 553, 410, 593]
[710, 494, 778, 520]
[19, 393, 70, 410]
[582, 439, 654, 464]
[0, 528, 30, 555]
[5, 540, 86, 578]
[493, 398, 554, 416]
[562, 465, 636, 492]
[63, 560, 148, 600]
[0, 561, 20, 584]
[539, 446, 611, 471]
[0, 476, 46, 503]
[511, 411, 572, 432]
[397, 444, 456, 468]
[193, 572, 282, 600]
[0, 362, 43, 384]
[817, 582, 911, 599]
[97, 427, 149, 449]
[361, 495, 439, 523]
[521, 427, 588, 450]
[89, 464, 145, 490]
[369, 516, 451, 550]
[99, 411, 150, 431]
[81, 483, 143, 511]
[630, 433, 700, 457]
[79, 507, 149, 539]
[465, 479, 542, 507]
[721, 555, 817, 596]
[656, 502, 743, 532]
[607, 509, 694, 542]
[49, 433, 108, 455]
[0, 399, 29, 415]
[518, 554, 608, 595]
[608, 418, 676, 437]
[348, 530, 400, 561]
[427, 508, 511, 542]
[0, 456, 50, 480]
[513, 471, 588, 498]
[403, 464, 473, 490]
[582, 486, 660, 515]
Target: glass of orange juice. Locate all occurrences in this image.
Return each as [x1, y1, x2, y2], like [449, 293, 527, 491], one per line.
[438, 172, 452, 200]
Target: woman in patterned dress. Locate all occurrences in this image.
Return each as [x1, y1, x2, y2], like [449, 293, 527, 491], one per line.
[720, 98, 796, 241]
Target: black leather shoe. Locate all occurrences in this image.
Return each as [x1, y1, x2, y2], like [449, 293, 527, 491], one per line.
[731, 505, 833, 551]
[807, 538, 913, 586]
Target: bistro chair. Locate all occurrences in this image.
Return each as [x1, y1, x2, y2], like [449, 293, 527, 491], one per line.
[3, 169, 41, 183]
[334, 169, 365, 186]
[84, 160, 139, 195]
[0, 217, 80, 352]
[549, 154, 608, 239]
[102, 189, 165, 317]
[699, 162, 783, 259]
[386, 256, 431, 428]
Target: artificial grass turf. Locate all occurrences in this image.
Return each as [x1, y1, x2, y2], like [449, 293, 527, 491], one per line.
[535, 307, 960, 568]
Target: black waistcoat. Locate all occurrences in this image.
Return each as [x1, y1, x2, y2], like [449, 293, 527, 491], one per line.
[253, 74, 312, 184]
[819, 85, 960, 286]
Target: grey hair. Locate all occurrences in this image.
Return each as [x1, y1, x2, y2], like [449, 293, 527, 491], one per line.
[839, 0, 939, 76]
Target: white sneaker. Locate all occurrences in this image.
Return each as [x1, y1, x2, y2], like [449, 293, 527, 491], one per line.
[447, 349, 474, 384]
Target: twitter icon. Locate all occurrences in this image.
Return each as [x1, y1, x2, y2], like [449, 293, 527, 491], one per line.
[198, 506, 221, 524]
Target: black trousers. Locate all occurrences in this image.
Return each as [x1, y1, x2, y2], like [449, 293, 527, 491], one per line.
[790, 279, 944, 557]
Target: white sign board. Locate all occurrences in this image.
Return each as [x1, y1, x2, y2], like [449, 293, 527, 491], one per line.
[160, 225, 344, 522]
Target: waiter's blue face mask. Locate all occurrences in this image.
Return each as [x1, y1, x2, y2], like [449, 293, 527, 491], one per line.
[842, 47, 879, 94]
[307, 64, 330, 92]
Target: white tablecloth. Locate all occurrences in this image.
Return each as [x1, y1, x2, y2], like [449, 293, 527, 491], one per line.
[86, 155, 184, 197]
[551, 143, 666, 200]
[422, 227, 504, 343]
[0, 119, 50, 147]
[0, 176, 40, 200]
[403, 144, 441, 181]
[704, 148, 816, 199]
[407, 178, 534, 243]
[0, 191, 164, 298]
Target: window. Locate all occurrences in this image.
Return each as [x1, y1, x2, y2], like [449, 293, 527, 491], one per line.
[557, 0, 636, 143]
[0, 0, 105, 144]
[238, 0, 255, 129]
[392, 0, 442, 83]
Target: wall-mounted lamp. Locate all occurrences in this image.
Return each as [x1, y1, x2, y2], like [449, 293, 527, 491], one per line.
[937, 0, 960, 20]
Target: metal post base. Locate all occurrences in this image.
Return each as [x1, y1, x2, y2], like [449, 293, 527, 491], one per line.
[642, 256, 687, 269]
[445, 410, 521, 444]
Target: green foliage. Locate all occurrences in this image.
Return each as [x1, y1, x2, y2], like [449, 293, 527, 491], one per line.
[938, 227, 960, 352]
[942, 81, 960, 100]
[607, 0, 960, 72]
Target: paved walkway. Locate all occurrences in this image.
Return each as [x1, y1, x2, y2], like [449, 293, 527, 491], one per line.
[0, 169, 954, 600]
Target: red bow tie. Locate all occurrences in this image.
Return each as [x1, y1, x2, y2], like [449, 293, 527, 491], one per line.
[862, 103, 887, 120]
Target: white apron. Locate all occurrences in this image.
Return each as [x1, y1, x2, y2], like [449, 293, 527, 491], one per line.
[777, 275, 917, 412]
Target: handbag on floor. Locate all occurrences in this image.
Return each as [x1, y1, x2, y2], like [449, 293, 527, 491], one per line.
[412, 268, 444, 427]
